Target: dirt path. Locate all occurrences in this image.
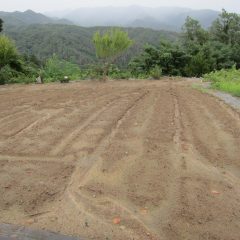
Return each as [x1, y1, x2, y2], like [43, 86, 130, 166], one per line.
[0, 80, 239, 240]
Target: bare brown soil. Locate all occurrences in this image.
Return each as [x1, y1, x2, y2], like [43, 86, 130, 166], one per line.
[0, 79, 240, 240]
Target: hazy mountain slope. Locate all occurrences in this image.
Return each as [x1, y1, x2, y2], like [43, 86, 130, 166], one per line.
[129, 17, 178, 32]
[46, 6, 219, 31]
[0, 8, 219, 31]
[49, 6, 148, 27]
[169, 9, 219, 29]
[4, 24, 178, 66]
[0, 10, 72, 26]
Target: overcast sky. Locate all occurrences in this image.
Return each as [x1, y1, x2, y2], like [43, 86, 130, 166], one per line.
[0, 0, 239, 13]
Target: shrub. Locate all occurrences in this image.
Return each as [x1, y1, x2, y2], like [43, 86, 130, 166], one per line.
[0, 65, 13, 85]
[43, 54, 82, 82]
[150, 66, 162, 79]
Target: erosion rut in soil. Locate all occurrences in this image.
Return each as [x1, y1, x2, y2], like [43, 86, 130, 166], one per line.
[0, 79, 240, 240]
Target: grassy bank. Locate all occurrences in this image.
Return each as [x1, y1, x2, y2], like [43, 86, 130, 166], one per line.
[204, 67, 240, 97]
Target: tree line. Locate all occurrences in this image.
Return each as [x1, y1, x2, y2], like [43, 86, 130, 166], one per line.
[0, 9, 239, 84]
[129, 9, 240, 78]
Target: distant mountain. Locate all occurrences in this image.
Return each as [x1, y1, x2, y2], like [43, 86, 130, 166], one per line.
[129, 17, 177, 32]
[169, 9, 220, 29]
[0, 7, 219, 31]
[46, 6, 220, 31]
[0, 10, 73, 26]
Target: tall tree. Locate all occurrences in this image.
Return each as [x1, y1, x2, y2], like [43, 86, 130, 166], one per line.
[182, 16, 209, 47]
[181, 16, 216, 75]
[93, 28, 133, 80]
[0, 35, 19, 71]
[211, 9, 240, 46]
[0, 18, 3, 32]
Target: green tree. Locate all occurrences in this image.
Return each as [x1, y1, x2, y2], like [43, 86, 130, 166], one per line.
[231, 44, 240, 68]
[184, 44, 215, 77]
[0, 35, 20, 71]
[0, 35, 22, 84]
[210, 9, 240, 68]
[130, 41, 189, 76]
[181, 17, 217, 76]
[182, 16, 209, 47]
[93, 28, 133, 80]
[0, 18, 3, 32]
[209, 41, 234, 69]
[211, 9, 240, 46]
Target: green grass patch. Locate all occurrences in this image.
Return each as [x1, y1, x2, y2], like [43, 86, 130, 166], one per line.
[212, 81, 240, 97]
[204, 66, 240, 97]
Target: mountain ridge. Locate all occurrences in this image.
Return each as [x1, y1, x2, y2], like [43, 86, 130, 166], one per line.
[0, 10, 73, 26]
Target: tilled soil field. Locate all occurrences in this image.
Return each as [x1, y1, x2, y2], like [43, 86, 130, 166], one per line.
[0, 79, 240, 240]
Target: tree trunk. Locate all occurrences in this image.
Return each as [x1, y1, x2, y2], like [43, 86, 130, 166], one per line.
[102, 62, 110, 82]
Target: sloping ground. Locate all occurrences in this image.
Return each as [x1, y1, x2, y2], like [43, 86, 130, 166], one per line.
[0, 79, 239, 240]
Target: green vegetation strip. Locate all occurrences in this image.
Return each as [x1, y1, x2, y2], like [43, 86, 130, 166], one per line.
[204, 67, 240, 97]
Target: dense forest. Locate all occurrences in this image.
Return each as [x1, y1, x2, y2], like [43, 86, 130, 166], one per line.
[4, 24, 177, 66]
